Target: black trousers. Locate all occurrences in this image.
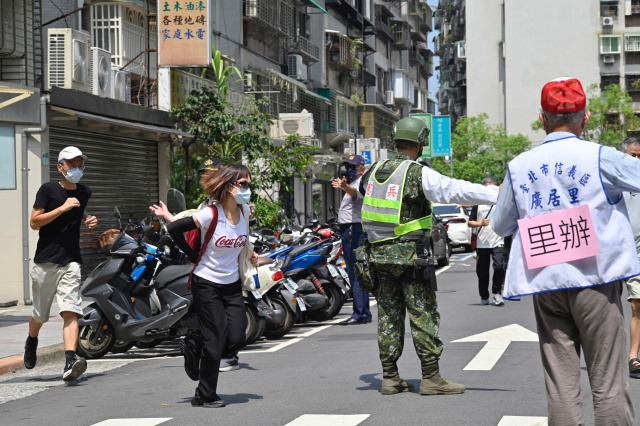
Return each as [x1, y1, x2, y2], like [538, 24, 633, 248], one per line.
[476, 247, 506, 300]
[191, 275, 246, 400]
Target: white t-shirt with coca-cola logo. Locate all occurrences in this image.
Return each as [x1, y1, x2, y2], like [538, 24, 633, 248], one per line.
[192, 204, 247, 284]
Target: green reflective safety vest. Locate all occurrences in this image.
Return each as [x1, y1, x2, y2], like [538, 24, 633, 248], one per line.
[361, 160, 432, 243]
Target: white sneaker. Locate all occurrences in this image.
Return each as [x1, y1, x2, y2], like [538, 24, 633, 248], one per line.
[492, 294, 505, 306]
[480, 298, 490, 305]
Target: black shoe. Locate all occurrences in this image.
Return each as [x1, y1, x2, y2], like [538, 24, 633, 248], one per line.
[359, 318, 372, 324]
[180, 335, 202, 381]
[62, 356, 87, 382]
[191, 388, 226, 408]
[24, 338, 37, 370]
[340, 318, 363, 325]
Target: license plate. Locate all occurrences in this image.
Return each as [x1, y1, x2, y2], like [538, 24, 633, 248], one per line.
[284, 278, 298, 293]
[296, 297, 307, 311]
[337, 266, 350, 283]
[327, 264, 339, 277]
[251, 290, 262, 299]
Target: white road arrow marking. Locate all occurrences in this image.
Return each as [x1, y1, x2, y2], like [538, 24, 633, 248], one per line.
[452, 324, 538, 370]
[285, 415, 370, 426]
[91, 419, 172, 426]
[497, 416, 548, 426]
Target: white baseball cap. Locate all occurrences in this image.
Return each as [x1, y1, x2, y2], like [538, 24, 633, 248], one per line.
[58, 146, 88, 163]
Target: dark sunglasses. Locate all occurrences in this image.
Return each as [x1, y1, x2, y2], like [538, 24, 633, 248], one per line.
[232, 180, 252, 189]
[345, 164, 357, 170]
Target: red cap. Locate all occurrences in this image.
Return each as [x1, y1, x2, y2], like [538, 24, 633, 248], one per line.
[541, 78, 586, 114]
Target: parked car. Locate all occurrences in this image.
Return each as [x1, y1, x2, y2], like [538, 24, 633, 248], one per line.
[433, 204, 473, 252]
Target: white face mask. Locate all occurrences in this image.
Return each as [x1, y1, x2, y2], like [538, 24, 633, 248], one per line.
[229, 188, 251, 205]
[63, 166, 83, 184]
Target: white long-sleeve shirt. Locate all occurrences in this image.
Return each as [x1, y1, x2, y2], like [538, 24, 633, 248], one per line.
[421, 167, 499, 205]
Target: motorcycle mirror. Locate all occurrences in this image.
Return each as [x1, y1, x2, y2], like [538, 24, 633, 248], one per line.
[249, 217, 257, 227]
[113, 206, 121, 219]
[158, 234, 173, 247]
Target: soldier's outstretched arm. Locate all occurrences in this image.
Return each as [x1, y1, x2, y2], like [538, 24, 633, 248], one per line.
[420, 166, 499, 206]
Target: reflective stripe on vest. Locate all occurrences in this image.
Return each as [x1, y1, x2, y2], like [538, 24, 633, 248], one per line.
[361, 160, 432, 243]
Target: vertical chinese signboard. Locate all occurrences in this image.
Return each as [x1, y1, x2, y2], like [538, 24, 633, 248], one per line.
[431, 116, 451, 157]
[409, 113, 433, 158]
[158, 0, 211, 66]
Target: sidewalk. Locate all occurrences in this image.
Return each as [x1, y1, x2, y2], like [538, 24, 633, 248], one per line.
[0, 304, 67, 374]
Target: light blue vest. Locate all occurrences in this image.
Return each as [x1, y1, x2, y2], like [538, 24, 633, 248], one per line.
[505, 136, 640, 299]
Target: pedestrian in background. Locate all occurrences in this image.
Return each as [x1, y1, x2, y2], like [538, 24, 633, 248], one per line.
[468, 176, 505, 306]
[332, 154, 372, 325]
[25, 146, 97, 381]
[620, 137, 640, 378]
[168, 164, 259, 408]
[151, 158, 243, 373]
[492, 77, 640, 425]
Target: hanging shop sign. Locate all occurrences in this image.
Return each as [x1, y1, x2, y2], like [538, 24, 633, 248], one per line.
[158, 0, 211, 66]
[431, 116, 451, 157]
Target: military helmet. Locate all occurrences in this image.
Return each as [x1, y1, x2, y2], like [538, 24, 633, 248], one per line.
[392, 117, 430, 146]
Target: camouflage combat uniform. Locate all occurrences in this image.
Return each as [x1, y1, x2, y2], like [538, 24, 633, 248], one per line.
[363, 152, 443, 364]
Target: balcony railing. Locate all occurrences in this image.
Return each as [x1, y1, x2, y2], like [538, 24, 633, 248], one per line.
[409, 48, 422, 65]
[375, 17, 394, 40]
[297, 35, 320, 62]
[243, 0, 294, 39]
[391, 20, 411, 50]
[328, 35, 355, 70]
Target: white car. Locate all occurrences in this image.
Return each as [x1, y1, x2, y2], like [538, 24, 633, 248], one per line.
[432, 204, 473, 252]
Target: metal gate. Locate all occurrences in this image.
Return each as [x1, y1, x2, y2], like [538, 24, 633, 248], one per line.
[49, 127, 159, 278]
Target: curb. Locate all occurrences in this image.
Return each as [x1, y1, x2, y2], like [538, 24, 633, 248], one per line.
[0, 343, 66, 376]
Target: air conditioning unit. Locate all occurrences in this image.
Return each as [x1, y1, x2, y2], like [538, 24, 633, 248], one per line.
[602, 17, 614, 26]
[603, 54, 615, 64]
[111, 66, 131, 102]
[274, 111, 315, 138]
[385, 90, 395, 105]
[288, 54, 308, 81]
[89, 47, 112, 98]
[47, 28, 91, 92]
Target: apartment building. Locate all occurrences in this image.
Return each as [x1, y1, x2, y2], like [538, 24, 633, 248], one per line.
[434, 0, 640, 147]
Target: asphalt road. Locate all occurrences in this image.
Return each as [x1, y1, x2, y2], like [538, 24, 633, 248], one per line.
[1, 253, 639, 426]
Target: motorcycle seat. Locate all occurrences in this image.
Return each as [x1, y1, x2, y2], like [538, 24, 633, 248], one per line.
[257, 257, 273, 266]
[155, 265, 193, 290]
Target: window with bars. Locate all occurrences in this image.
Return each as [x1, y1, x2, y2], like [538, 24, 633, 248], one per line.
[601, 74, 620, 89]
[627, 74, 640, 91]
[600, 35, 622, 54]
[600, 2, 618, 17]
[626, 34, 640, 52]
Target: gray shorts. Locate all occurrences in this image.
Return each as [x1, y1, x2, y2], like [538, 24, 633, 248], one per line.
[626, 274, 640, 302]
[31, 262, 83, 323]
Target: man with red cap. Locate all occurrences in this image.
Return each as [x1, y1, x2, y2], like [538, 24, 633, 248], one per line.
[491, 77, 640, 425]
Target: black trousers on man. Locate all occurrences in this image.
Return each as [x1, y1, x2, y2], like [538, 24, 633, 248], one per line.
[191, 275, 246, 400]
[476, 247, 506, 299]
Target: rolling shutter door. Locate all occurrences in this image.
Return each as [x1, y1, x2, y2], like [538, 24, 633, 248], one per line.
[49, 127, 159, 278]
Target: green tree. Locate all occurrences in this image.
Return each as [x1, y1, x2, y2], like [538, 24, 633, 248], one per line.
[531, 83, 638, 149]
[431, 113, 531, 182]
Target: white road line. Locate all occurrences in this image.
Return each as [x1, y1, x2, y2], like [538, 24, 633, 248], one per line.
[91, 419, 172, 426]
[285, 415, 370, 426]
[456, 254, 474, 261]
[436, 265, 450, 275]
[497, 416, 548, 426]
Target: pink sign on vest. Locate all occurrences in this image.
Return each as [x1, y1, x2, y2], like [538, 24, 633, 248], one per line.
[517, 205, 600, 270]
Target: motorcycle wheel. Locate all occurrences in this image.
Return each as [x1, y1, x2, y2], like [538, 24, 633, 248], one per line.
[304, 284, 343, 322]
[245, 305, 266, 345]
[263, 296, 296, 339]
[76, 320, 116, 360]
[110, 341, 135, 354]
[135, 339, 164, 349]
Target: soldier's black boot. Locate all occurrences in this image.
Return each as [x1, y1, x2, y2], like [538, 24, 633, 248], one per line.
[419, 360, 465, 395]
[381, 362, 415, 395]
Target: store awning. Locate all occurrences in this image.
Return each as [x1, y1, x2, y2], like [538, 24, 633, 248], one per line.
[300, 0, 327, 13]
[303, 89, 332, 106]
[49, 106, 194, 140]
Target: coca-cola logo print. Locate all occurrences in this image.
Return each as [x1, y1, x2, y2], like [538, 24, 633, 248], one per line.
[215, 235, 247, 248]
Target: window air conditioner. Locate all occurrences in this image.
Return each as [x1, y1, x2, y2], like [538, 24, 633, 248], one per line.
[47, 28, 91, 92]
[111, 66, 131, 102]
[603, 54, 615, 64]
[276, 111, 315, 138]
[288, 54, 308, 81]
[89, 47, 112, 98]
[602, 17, 614, 26]
[385, 90, 395, 105]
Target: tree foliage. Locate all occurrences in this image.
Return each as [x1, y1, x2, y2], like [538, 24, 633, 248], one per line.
[531, 83, 638, 149]
[431, 113, 531, 183]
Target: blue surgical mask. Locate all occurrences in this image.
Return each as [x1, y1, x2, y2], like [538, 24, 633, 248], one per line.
[346, 169, 358, 182]
[63, 167, 83, 184]
[230, 188, 251, 205]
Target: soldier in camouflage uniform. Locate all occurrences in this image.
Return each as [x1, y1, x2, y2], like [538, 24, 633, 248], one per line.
[355, 117, 466, 396]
